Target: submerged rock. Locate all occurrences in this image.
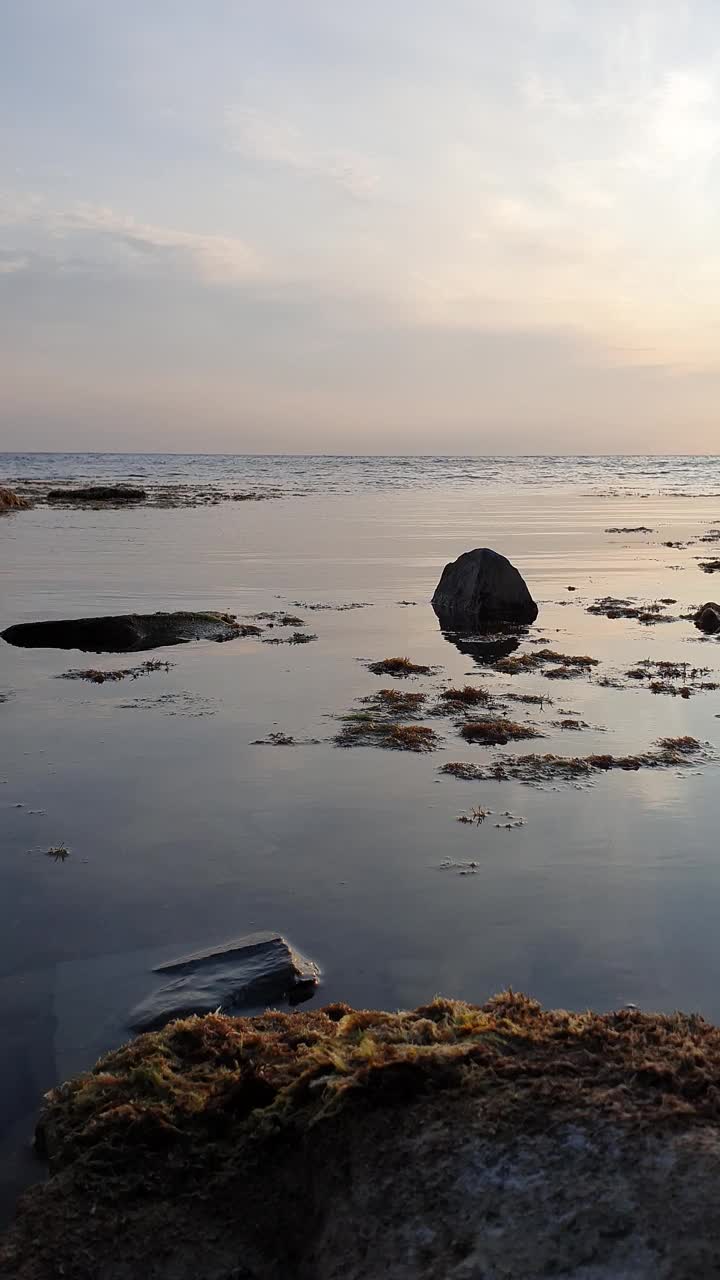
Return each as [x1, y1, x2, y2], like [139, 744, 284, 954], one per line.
[1, 610, 243, 654]
[432, 548, 538, 628]
[0, 487, 31, 512]
[46, 485, 147, 505]
[128, 932, 320, 1031]
[695, 602, 720, 634]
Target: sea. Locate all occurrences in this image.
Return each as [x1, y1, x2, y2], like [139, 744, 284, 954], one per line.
[1, 452, 720, 1215]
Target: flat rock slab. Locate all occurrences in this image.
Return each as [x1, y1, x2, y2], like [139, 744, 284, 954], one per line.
[128, 932, 320, 1031]
[1, 610, 242, 654]
[432, 547, 538, 628]
[46, 486, 146, 504]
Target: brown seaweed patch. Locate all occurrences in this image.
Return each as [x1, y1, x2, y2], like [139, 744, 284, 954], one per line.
[587, 597, 678, 625]
[366, 656, 432, 678]
[441, 737, 707, 785]
[34, 989, 720, 1189]
[361, 688, 427, 716]
[291, 600, 371, 611]
[334, 717, 439, 752]
[605, 526, 654, 533]
[262, 632, 318, 646]
[460, 719, 543, 745]
[438, 684, 492, 708]
[624, 659, 718, 698]
[503, 692, 554, 707]
[494, 649, 599, 677]
[251, 732, 320, 746]
[59, 660, 174, 683]
[700, 560, 720, 574]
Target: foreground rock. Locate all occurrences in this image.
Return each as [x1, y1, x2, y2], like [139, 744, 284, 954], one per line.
[0, 487, 31, 512]
[128, 932, 320, 1031]
[695, 602, 720, 634]
[46, 485, 146, 505]
[6, 993, 720, 1279]
[432, 548, 538, 628]
[1, 611, 243, 654]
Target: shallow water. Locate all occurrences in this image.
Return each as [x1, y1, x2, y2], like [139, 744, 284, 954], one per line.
[1, 455, 719, 1215]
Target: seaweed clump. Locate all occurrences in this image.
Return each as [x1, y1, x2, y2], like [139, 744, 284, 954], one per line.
[494, 650, 599, 679]
[59, 660, 174, 683]
[437, 685, 492, 709]
[587, 597, 677, 625]
[28, 992, 720, 1181]
[361, 688, 427, 716]
[262, 631, 318, 646]
[441, 737, 707, 786]
[335, 717, 439, 752]
[460, 719, 542, 746]
[624, 659, 718, 698]
[366, 656, 432, 678]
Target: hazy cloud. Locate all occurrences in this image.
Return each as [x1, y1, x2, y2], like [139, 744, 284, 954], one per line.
[225, 106, 380, 198]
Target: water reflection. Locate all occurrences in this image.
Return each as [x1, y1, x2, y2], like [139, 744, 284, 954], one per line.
[439, 625, 524, 666]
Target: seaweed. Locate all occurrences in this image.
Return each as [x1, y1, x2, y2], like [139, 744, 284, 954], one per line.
[588, 597, 677, 624]
[45, 844, 70, 863]
[361, 688, 427, 716]
[438, 685, 492, 708]
[262, 632, 318, 646]
[459, 719, 542, 745]
[365, 656, 432, 678]
[494, 649, 599, 677]
[252, 613, 306, 626]
[334, 718, 440, 752]
[58, 660, 174, 684]
[440, 737, 708, 785]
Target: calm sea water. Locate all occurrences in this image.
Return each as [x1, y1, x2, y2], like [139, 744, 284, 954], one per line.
[4, 451, 720, 495]
[1, 453, 720, 1215]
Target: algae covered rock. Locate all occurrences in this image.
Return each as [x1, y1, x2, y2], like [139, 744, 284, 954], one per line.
[128, 931, 320, 1031]
[0, 487, 31, 512]
[7, 994, 720, 1279]
[1, 610, 243, 654]
[432, 547, 538, 628]
[46, 486, 147, 505]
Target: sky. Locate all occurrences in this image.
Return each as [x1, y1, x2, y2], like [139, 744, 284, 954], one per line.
[2, 0, 720, 454]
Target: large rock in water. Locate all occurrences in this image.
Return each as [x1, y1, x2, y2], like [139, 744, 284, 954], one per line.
[128, 932, 320, 1031]
[1, 610, 242, 654]
[695, 602, 720, 634]
[432, 547, 538, 628]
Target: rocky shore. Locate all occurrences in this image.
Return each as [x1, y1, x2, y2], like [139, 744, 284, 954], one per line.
[4, 992, 720, 1279]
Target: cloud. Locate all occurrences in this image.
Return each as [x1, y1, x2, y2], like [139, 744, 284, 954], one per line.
[0, 195, 263, 284]
[225, 106, 379, 198]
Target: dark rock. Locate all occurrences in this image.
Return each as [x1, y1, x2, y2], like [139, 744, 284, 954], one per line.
[1, 611, 243, 654]
[432, 548, 538, 628]
[128, 932, 320, 1031]
[695, 603, 720, 634]
[0, 487, 31, 512]
[46, 486, 146, 504]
